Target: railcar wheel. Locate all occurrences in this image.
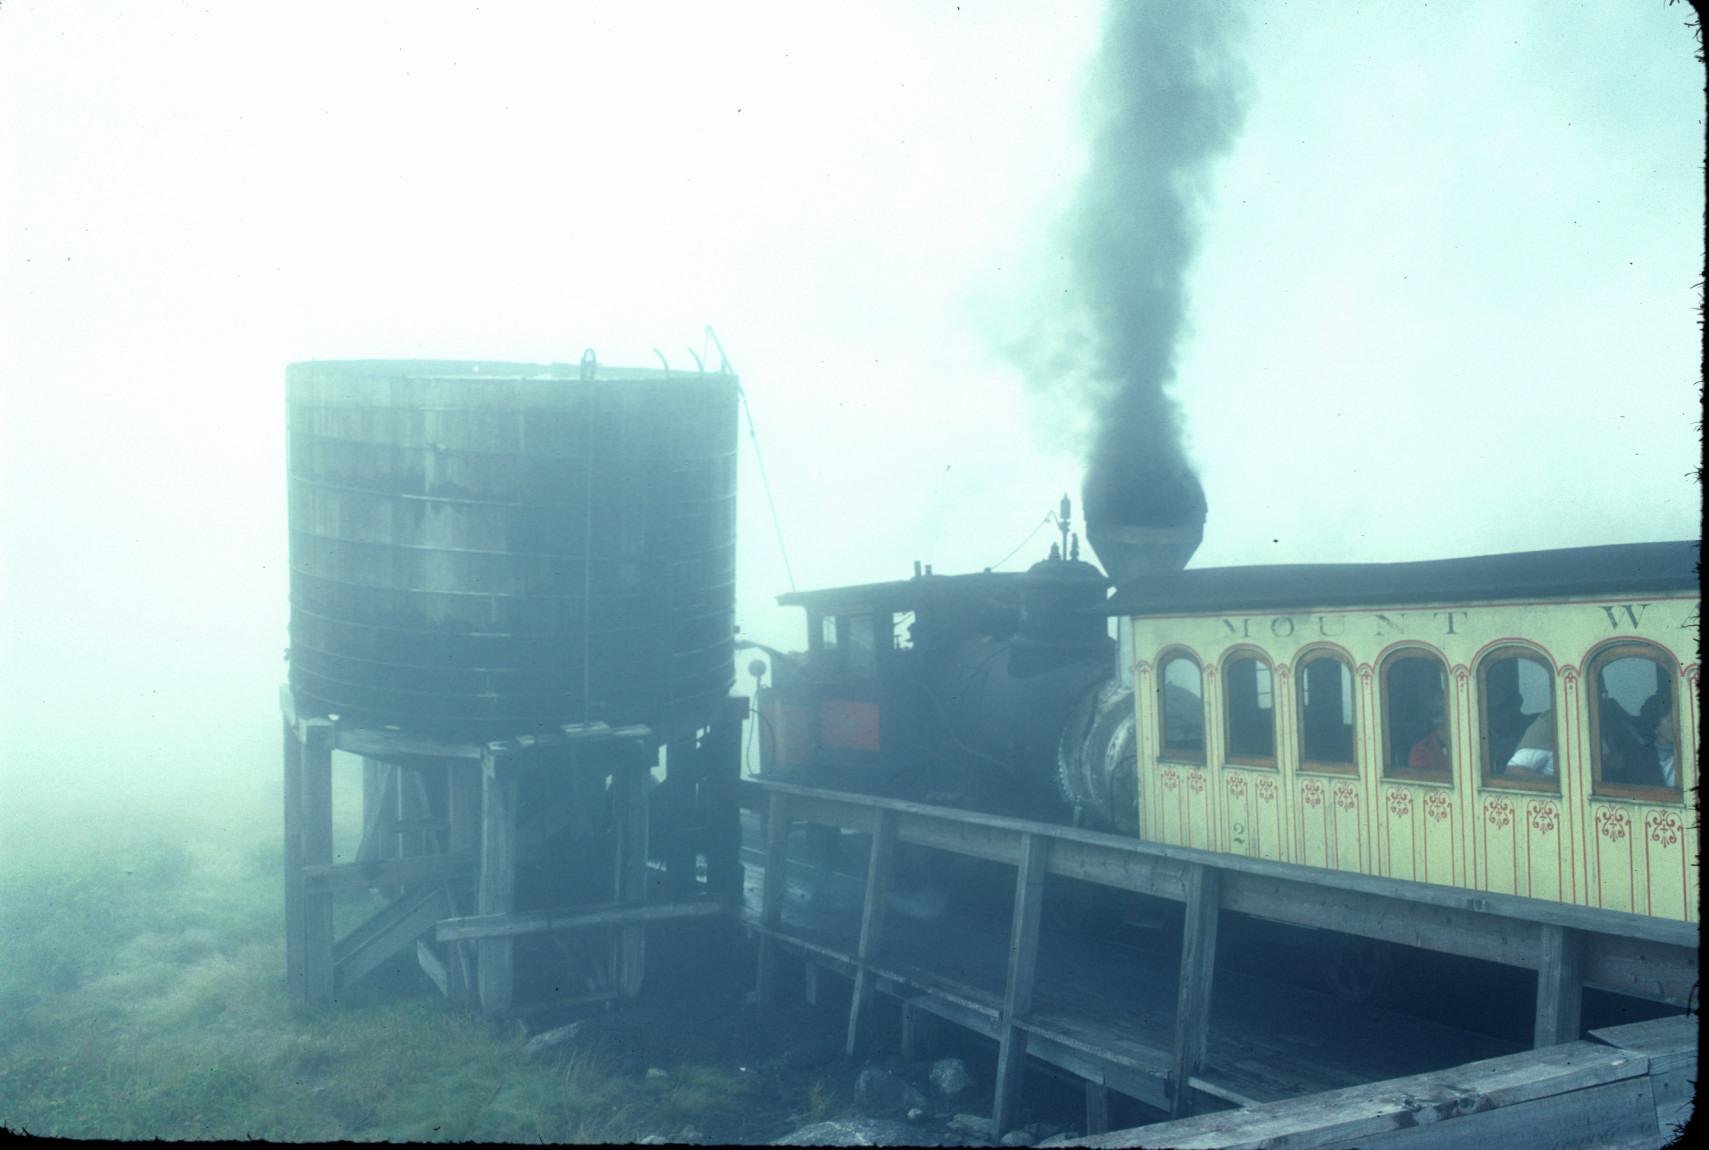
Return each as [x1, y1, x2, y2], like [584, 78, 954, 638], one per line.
[1315, 933, 1391, 1004]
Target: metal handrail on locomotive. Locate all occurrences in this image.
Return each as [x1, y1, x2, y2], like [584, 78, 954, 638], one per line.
[753, 507, 1699, 928]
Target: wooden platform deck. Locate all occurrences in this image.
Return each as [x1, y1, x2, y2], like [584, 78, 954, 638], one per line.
[740, 818, 1523, 1116]
[736, 778, 1697, 1137]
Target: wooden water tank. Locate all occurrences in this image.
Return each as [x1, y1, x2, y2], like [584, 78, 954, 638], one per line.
[285, 358, 737, 739]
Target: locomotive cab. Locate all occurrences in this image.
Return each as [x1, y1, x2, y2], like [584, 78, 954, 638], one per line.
[754, 556, 1127, 821]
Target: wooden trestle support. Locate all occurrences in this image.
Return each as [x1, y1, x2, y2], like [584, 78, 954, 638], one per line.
[748, 781, 1700, 1141]
[280, 686, 743, 1015]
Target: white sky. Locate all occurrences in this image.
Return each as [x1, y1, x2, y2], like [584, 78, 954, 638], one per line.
[1, 1, 1700, 804]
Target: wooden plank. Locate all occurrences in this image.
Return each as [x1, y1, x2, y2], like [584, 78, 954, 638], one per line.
[755, 790, 791, 1006]
[993, 832, 1048, 1136]
[1170, 863, 1221, 1118]
[1584, 934, 1699, 1007]
[282, 717, 305, 997]
[435, 899, 724, 942]
[1063, 1040, 1649, 1149]
[1221, 871, 1543, 971]
[613, 746, 651, 998]
[1086, 1081, 1111, 1136]
[300, 719, 336, 1004]
[1533, 923, 1586, 1048]
[331, 885, 453, 992]
[417, 938, 449, 997]
[803, 959, 821, 1007]
[476, 744, 518, 1015]
[1587, 1014, 1698, 1057]
[334, 726, 484, 761]
[846, 809, 898, 1055]
[302, 850, 477, 894]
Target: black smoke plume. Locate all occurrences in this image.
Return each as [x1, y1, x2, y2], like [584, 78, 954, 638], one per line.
[1022, 1, 1251, 532]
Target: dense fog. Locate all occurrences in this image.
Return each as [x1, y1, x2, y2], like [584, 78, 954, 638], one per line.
[0, 1, 1700, 1139]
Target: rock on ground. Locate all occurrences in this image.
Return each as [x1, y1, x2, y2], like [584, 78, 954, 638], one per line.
[855, 1065, 927, 1115]
[522, 1020, 586, 1063]
[930, 1056, 975, 1097]
[772, 1118, 920, 1146]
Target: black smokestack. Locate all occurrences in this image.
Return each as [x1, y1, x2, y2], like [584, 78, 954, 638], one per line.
[1019, 1, 1251, 571]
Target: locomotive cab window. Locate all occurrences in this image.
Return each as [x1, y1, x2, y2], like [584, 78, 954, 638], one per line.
[1589, 643, 1681, 798]
[1298, 653, 1355, 772]
[1479, 651, 1557, 789]
[1222, 652, 1276, 766]
[845, 613, 878, 677]
[1158, 654, 1206, 762]
[1382, 652, 1451, 781]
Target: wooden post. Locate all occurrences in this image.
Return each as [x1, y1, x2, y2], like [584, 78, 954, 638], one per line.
[300, 719, 336, 1004]
[282, 715, 305, 995]
[704, 697, 747, 900]
[660, 737, 698, 900]
[1534, 923, 1586, 1048]
[477, 743, 519, 1015]
[1169, 862, 1222, 1118]
[803, 960, 821, 1007]
[992, 832, 1048, 1137]
[845, 809, 898, 1055]
[755, 790, 791, 1006]
[900, 999, 931, 1061]
[613, 740, 650, 998]
[358, 758, 384, 862]
[1085, 1081, 1111, 1136]
[445, 761, 482, 1007]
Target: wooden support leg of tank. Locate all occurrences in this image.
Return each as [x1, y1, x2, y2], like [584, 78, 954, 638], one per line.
[613, 742, 650, 998]
[1533, 923, 1586, 1048]
[755, 791, 791, 1006]
[283, 716, 306, 996]
[299, 719, 337, 1004]
[477, 744, 519, 1016]
[358, 759, 383, 863]
[444, 761, 482, 1008]
[846, 808, 897, 1056]
[703, 697, 747, 901]
[1084, 1081, 1110, 1136]
[992, 831, 1047, 1138]
[1168, 862, 1222, 1119]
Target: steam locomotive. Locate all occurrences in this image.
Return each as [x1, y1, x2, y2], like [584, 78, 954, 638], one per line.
[749, 497, 1198, 835]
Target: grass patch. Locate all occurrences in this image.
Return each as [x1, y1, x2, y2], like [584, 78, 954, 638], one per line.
[0, 783, 759, 1142]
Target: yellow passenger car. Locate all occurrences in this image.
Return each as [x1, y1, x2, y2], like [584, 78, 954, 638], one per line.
[1106, 541, 1699, 922]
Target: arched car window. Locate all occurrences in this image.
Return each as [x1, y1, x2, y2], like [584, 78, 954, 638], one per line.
[1159, 655, 1205, 762]
[1298, 653, 1355, 771]
[1589, 644, 1681, 797]
[1223, 653, 1276, 766]
[1479, 650, 1557, 789]
[1383, 652, 1451, 781]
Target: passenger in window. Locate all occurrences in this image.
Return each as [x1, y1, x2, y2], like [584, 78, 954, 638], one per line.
[1505, 710, 1556, 777]
[1599, 686, 1668, 787]
[1641, 693, 1677, 789]
[1485, 675, 1529, 775]
[1408, 706, 1450, 773]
